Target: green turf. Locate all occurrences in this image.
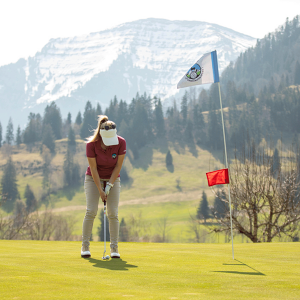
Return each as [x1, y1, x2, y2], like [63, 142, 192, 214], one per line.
[0, 241, 299, 299]
[54, 199, 252, 244]
[47, 197, 295, 244]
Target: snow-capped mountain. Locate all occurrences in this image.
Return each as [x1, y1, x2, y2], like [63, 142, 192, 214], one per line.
[0, 18, 256, 128]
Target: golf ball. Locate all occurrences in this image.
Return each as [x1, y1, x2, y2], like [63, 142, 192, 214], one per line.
[106, 255, 110, 259]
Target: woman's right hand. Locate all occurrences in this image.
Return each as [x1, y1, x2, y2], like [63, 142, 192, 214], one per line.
[87, 157, 108, 202]
[99, 188, 107, 202]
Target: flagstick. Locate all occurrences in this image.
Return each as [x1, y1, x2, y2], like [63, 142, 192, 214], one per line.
[218, 82, 234, 260]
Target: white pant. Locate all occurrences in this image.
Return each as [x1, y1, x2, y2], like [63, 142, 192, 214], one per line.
[82, 175, 120, 248]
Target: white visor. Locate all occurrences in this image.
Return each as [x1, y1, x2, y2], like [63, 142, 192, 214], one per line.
[100, 128, 119, 146]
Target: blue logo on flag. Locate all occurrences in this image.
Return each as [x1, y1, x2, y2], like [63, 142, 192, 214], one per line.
[185, 63, 203, 82]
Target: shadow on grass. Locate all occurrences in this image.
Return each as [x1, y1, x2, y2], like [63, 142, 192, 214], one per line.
[86, 258, 138, 271]
[213, 259, 266, 276]
[173, 142, 186, 155]
[167, 164, 174, 173]
[187, 141, 198, 158]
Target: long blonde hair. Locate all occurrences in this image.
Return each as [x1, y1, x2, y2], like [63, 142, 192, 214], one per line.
[86, 115, 108, 143]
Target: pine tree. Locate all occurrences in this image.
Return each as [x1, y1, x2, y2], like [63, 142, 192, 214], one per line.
[208, 110, 222, 150]
[278, 74, 286, 91]
[63, 149, 73, 187]
[225, 80, 237, 107]
[165, 150, 173, 167]
[154, 99, 165, 138]
[105, 99, 118, 122]
[6, 118, 14, 145]
[98, 209, 110, 242]
[208, 83, 220, 110]
[286, 74, 290, 87]
[199, 89, 209, 111]
[117, 100, 128, 126]
[67, 127, 76, 151]
[119, 218, 129, 242]
[13, 200, 26, 228]
[197, 191, 210, 223]
[42, 124, 56, 153]
[213, 191, 227, 219]
[193, 104, 206, 145]
[96, 103, 103, 116]
[41, 146, 52, 205]
[184, 119, 194, 143]
[129, 99, 149, 150]
[16, 125, 22, 146]
[23, 113, 43, 145]
[24, 184, 37, 212]
[166, 100, 181, 141]
[43, 102, 63, 140]
[271, 148, 281, 176]
[269, 77, 276, 94]
[0, 122, 2, 147]
[67, 112, 72, 125]
[80, 101, 97, 139]
[181, 92, 188, 123]
[294, 61, 300, 85]
[63, 149, 81, 187]
[1, 157, 19, 212]
[75, 112, 82, 125]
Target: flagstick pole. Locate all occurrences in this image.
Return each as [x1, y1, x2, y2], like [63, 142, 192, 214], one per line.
[218, 82, 234, 260]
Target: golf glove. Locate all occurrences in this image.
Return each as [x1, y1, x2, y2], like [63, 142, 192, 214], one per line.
[105, 182, 113, 196]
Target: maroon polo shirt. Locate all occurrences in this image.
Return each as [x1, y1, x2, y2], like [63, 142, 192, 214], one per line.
[85, 136, 126, 179]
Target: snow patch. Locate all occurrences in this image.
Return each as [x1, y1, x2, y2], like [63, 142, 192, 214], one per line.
[23, 19, 256, 104]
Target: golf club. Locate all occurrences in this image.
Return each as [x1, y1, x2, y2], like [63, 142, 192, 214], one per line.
[102, 182, 110, 260]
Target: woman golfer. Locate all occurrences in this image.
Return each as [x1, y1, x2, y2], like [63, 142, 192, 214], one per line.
[81, 115, 126, 258]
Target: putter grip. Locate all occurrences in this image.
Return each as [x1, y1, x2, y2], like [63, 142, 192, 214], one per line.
[103, 181, 107, 206]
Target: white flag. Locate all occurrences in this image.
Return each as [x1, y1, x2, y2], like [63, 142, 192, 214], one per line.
[177, 50, 219, 89]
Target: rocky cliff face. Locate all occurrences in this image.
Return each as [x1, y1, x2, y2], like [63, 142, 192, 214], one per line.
[0, 18, 256, 127]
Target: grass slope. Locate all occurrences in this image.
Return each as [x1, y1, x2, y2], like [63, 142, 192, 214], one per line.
[1, 140, 297, 243]
[0, 241, 299, 300]
[0, 140, 223, 206]
[1, 140, 227, 242]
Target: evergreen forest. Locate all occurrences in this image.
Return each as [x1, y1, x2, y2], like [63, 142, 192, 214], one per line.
[1, 16, 300, 243]
[1, 17, 300, 159]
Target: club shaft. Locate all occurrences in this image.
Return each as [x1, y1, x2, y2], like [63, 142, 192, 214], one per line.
[103, 202, 106, 256]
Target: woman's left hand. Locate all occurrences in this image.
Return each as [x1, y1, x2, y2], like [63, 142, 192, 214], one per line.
[105, 184, 112, 196]
[99, 188, 107, 202]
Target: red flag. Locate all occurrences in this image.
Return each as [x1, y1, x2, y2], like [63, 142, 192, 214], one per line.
[206, 168, 229, 187]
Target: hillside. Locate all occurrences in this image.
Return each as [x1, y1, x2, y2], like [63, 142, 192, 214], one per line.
[1, 132, 298, 244]
[0, 139, 222, 201]
[0, 18, 255, 128]
[1, 17, 300, 245]
[0, 136, 229, 242]
[1, 241, 300, 300]
[221, 15, 300, 95]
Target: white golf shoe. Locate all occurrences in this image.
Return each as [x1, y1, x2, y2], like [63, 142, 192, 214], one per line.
[110, 245, 120, 258]
[81, 245, 91, 258]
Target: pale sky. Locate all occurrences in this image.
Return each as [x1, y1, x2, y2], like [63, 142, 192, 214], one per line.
[0, 0, 299, 67]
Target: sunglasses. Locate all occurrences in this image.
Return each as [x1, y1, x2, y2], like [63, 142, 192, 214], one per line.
[101, 124, 116, 130]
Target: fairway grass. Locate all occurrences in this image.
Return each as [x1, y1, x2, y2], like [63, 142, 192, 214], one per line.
[0, 241, 299, 299]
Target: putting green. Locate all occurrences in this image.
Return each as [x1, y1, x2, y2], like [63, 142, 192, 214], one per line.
[0, 241, 299, 299]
